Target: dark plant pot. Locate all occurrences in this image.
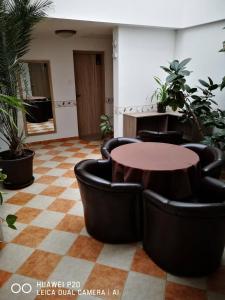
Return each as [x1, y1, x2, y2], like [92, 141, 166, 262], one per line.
[191, 123, 213, 142]
[0, 149, 35, 190]
[102, 132, 114, 146]
[157, 103, 166, 113]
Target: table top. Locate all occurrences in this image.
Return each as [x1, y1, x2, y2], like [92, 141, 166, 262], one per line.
[111, 142, 199, 171]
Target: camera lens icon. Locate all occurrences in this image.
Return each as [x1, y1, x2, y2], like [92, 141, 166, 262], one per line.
[11, 283, 32, 294]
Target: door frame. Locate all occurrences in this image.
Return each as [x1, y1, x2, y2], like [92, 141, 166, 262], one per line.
[73, 50, 105, 139]
[18, 59, 57, 137]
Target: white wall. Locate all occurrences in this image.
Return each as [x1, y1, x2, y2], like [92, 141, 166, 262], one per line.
[50, 0, 181, 28]
[182, 0, 225, 28]
[175, 20, 225, 109]
[49, 0, 225, 29]
[114, 26, 176, 136]
[22, 34, 113, 143]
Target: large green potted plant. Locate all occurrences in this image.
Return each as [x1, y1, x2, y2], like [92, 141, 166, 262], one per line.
[160, 58, 224, 142]
[0, 0, 52, 189]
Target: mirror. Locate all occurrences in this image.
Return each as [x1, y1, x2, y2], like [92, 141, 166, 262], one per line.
[20, 60, 56, 136]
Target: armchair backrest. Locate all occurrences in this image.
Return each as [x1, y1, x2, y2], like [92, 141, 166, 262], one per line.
[75, 159, 112, 187]
[143, 175, 225, 218]
[182, 143, 225, 178]
[101, 137, 141, 159]
[182, 143, 223, 166]
[138, 130, 183, 144]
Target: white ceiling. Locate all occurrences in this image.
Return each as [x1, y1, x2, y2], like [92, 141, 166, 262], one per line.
[33, 18, 114, 38]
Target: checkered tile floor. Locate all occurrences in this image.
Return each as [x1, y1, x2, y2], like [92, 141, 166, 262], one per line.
[0, 138, 225, 300]
[27, 119, 55, 135]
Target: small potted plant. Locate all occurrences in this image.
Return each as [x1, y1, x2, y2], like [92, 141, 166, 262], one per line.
[100, 114, 114, 143]
[0, 170, 17, 241]
[151, 76, 168, 113]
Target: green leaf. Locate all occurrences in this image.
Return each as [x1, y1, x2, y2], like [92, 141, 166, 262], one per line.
[6, 214, 17, 226]
[208, 77, 213, 85]
[189, 88, 197, 93]
[178, 70, 191, 76]
[220, 77, 225, 90]
[208, 84, 218, 91]
[170, 60, 179, 71]
[100, 115, 108, 120]
[166, 73, 178, 83]
[184, 84, 191, 93]
[153, 76, 161, 85]
[178, 58, 192, 69]
[191, 95, 201, 101]
[0, 173, 7, 181]
[0, 192, 3, 205]
[8, 224, 17, 230]
[199, 79, 209, 87]
[160, 66, 171, 73]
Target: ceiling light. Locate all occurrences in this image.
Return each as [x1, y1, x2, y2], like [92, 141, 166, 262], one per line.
[55, 30, 77, 38]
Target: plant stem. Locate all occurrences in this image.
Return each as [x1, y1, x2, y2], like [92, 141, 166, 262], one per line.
[185, 100, 204, 140]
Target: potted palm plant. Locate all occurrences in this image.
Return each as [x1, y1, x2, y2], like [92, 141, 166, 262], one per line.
[151, 76, 168, 113]
[0, 0, 52, 189]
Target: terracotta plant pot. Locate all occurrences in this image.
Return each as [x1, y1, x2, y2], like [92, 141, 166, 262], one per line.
[0, 149, 35, 190]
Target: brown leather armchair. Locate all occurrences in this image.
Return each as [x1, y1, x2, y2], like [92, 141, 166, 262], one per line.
[74, 159, 143, 243]
[138, 130, 183, 145]
[143, 176, 225, 276]
[182, 143, 225, 178]
[101, 137, 142, 160]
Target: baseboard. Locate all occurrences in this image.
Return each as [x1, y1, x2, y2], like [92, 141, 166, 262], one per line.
[27, 136, 79, 145]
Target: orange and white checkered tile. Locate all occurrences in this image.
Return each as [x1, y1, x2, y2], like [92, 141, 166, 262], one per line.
[27, 120, 55, 135]
[0, 138, 225, 300]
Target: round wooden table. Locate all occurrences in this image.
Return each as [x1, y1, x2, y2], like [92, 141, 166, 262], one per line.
[111, 142, 200, 200]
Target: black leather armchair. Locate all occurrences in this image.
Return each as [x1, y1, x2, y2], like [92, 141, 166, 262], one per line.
[74, 159, 143, 243]
[182, 143, 225, 178]
[138, 130, 183, 145]
[25, 98, 52, 123]
[143, 176, 225, 276]
[101, 137, 142, 160]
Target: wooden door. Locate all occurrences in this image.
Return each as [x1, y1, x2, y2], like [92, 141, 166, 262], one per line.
[29, 63, 51, 98]
[74, 52, 105, 139]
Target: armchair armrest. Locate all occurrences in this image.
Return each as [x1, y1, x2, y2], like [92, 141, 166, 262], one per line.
[111, 182, 143, 192]
[143, 190, 169, 207]
[199, 176, 225, 202]
[202, 160, 225, 177]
